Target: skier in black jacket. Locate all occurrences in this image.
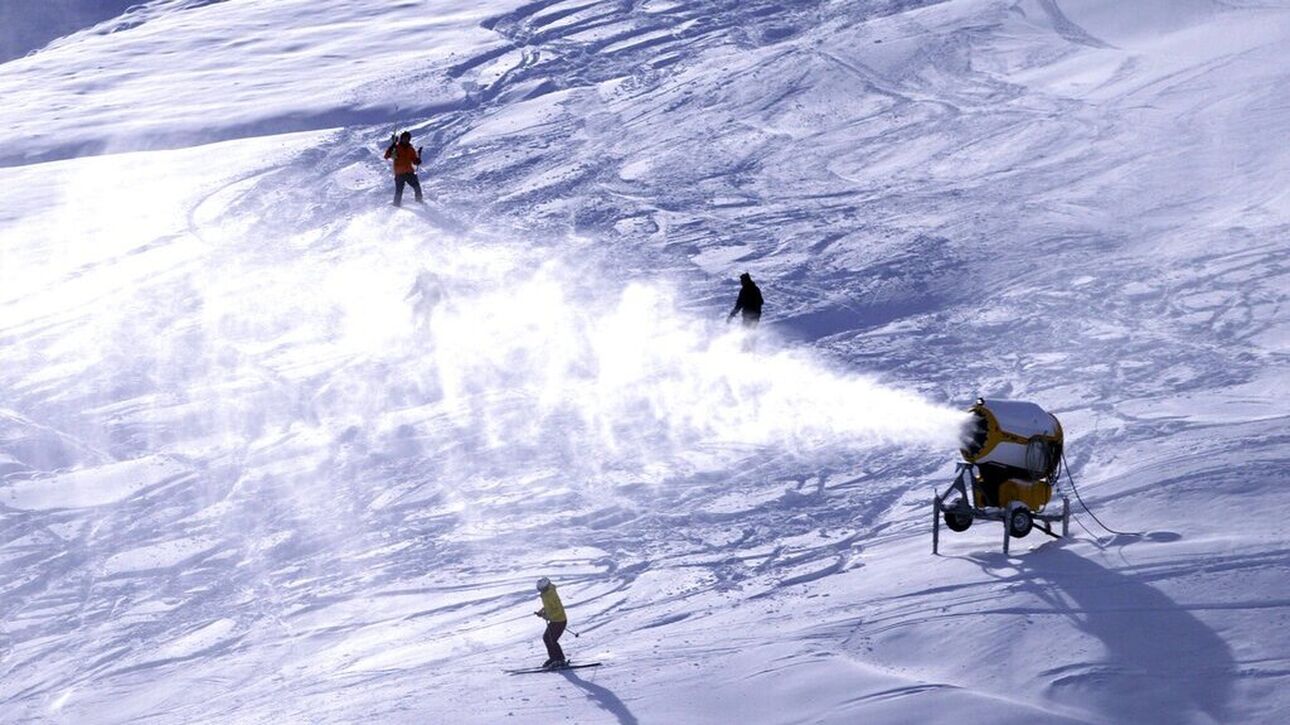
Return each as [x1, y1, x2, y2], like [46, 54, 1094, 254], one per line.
[727, 272, 763, 328]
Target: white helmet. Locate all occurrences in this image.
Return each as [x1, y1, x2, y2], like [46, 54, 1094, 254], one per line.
[536, 577, 550, 591]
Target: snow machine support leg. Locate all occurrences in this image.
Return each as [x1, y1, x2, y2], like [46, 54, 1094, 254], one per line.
[932, 493, 941, 555]
[1061, 496, 1070, 538]
[932, 465, 977, 555]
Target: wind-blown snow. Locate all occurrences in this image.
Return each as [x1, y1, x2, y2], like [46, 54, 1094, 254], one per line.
[2, 0, 1289, 723]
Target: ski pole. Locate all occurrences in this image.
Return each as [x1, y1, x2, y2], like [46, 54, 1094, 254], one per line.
[567, 626, 581, 638]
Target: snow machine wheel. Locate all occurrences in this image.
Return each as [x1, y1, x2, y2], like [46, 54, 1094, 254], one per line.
[1008, 506, 1034, 538]
[943, 506, 973, 532]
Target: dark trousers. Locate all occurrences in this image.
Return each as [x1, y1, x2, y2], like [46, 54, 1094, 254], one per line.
[741, 311, 761, 328]
[543, 620, 566, 661]
[394, 173, 422, 205]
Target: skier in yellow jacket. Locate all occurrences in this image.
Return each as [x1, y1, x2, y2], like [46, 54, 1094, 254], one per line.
[534, 577, 568, 669]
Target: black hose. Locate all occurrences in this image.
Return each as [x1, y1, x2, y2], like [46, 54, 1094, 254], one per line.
[1061, 452, 1140, 537]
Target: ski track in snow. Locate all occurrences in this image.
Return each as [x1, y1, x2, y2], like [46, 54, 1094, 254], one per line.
[2, 0, 1290, 722]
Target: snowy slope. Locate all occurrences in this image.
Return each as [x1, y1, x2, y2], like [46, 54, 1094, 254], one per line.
[1, 0, 1289, 723]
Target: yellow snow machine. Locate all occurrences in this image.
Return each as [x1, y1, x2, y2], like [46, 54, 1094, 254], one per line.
[933, 399, 1070, 554]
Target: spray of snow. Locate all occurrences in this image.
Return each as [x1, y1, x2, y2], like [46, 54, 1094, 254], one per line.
[275, 214, 969, 484]
[417, 257, 963, 460]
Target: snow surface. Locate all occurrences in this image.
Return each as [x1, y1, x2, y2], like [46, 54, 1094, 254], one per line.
[2, 0, 1289, 722]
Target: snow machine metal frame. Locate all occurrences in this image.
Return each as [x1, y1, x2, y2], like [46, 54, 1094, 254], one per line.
[932, 462, 1069, 555]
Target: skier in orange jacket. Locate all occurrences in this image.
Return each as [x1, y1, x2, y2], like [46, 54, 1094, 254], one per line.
[383, 131, 423, 207]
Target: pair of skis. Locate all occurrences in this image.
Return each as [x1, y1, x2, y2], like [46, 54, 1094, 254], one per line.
[505, 662, 602, 676]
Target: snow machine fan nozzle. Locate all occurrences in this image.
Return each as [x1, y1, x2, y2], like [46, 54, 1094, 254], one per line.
[959, 398, 1063, 480]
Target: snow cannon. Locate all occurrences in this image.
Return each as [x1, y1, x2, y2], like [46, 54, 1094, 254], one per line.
[933, 399, 1070, 555]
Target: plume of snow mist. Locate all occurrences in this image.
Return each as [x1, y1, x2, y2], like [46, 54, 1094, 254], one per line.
[374, 237, 967, 481]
